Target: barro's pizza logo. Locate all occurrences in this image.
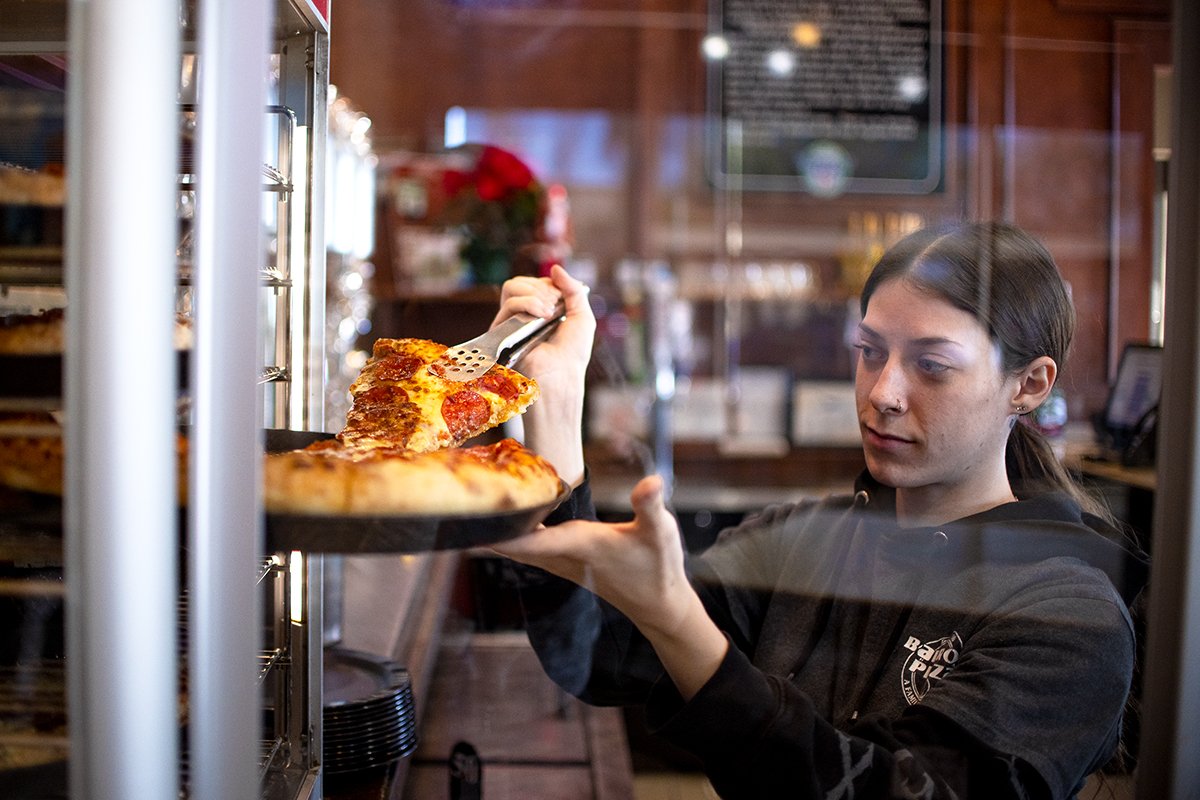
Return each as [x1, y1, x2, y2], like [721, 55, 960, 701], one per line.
[900, 631, 962, 705]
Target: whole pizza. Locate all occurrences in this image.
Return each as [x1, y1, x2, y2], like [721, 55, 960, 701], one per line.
[263, 437, 561, 516]
[263, 336, 562, 518]
[0, 334, 564, 526]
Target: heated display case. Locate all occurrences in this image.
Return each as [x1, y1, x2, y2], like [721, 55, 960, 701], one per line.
[0, 0, 332, 797]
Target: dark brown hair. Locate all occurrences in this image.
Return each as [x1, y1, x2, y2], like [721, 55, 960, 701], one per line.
[859, 221, 1105, 515]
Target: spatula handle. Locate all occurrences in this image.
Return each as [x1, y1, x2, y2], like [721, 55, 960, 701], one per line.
[498, 298, 566, 367]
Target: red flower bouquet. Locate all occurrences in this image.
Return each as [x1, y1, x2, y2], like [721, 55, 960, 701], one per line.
[440, 144, 546, 285]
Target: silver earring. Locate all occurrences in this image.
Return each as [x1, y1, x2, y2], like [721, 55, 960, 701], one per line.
[1015, 405, 1027, 414]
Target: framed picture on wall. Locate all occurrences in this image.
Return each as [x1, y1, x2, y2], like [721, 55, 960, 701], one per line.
[705, 0, 944, 196]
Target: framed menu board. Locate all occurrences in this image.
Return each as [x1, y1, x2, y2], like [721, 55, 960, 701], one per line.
[707, 0, 943, 195]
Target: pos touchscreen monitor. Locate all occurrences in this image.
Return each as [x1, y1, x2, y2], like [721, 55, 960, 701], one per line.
[1101, 343, 1163, 452]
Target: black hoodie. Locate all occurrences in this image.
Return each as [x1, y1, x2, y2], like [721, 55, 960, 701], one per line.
[519, 473, 1148, 799]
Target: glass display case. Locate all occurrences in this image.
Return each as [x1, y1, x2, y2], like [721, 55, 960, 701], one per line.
[0, 0, 331, 797]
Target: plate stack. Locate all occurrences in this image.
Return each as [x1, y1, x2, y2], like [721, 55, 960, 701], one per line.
[323, 647, 418, 775]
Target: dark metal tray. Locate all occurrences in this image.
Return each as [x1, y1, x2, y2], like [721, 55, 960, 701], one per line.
[0, 354, 62, 399]
[263, 430, 568, 554]
[0, 352, 189, 398]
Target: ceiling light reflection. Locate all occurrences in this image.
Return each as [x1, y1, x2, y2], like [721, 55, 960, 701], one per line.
[766, 49, 795, 77]
[791, 22, 821, 48]
[702, 34, 730, 60]
[897, 74, 928, 102]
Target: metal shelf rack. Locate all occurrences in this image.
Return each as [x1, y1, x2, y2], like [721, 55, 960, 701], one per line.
[0, 0, 331, 797]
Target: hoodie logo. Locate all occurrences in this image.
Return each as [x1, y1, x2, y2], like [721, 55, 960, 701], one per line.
[900, 632, 962, 705]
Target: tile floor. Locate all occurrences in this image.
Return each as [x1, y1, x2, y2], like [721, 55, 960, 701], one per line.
[631, 769, 1137, 800]
[632, 772, 715, 800]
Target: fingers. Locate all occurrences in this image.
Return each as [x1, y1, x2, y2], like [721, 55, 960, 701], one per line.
[492, 519, 589, 560]
[492, 276, 558, 328]
[490, 520, 598, 585]
[493, 266, 595, 334]
[547, 265, 595, 329]
[501, 276, 558, 310]
[630, 475, 675, 528]
[548, 264, 587, 306]
[630, 474, 665, 511]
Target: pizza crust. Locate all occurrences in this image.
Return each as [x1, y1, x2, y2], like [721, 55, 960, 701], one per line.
[0, 308, 65, 354]
[264, 438, 562, 516]
[0, 308, 194, 355]
[0, 433, 64, 495]
[0, 164, 65, 206]
[0, 424, 190, 501]
[0, 425, 561, 519]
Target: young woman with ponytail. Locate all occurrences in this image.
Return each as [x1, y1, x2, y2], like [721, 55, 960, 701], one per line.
[489, 222, 1148, 799]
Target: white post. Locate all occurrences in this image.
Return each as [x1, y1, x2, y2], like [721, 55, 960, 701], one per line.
[64, 0, 180, 797]
[188, 0, 272, 798]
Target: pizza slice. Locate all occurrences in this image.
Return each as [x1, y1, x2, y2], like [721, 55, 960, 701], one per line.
[0, 412, 66, 496]
[339, 337, 539, 453]
[263, 437, 562, 516]
[0, 413, 190, 501]
[0, 308, 194, 354]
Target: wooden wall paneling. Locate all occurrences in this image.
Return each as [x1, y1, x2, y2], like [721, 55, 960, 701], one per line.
[964, 0, 1009, 221]
[1112, 20, 1171, 373]
[630, 0, 692, 258]
[940, 0, 972, 222]
[962, 0, 1164, 415]
[1055, 0, 1169, 13]
[460, 15, 641, 111]
[1005, 0, 1118, 414]
[329, 1, 465, 151]
[331, 1, 648, 151]
[330, 0, 1165, 419]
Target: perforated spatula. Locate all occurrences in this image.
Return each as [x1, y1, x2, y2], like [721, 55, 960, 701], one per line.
[435, 298, 566, 382]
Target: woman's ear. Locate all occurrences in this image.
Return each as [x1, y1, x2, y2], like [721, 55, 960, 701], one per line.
[1012, 356, 1057, 413]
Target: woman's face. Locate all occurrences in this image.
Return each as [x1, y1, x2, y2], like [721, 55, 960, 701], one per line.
[854, 278, 1021, 514]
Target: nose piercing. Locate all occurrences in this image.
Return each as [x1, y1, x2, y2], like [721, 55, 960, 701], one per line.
[890, 398, 904, 413]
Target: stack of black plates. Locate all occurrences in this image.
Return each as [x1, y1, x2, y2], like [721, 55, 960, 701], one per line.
[323, 647, 418, 775]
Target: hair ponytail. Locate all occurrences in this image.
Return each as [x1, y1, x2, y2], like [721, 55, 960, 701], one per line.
[1006, 420, 1114, 522]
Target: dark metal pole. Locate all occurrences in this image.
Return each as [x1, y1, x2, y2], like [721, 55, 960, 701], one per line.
[1136, 1, 1200, 796]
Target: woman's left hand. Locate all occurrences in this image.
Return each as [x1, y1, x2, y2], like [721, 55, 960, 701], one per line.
[496, 475, 689, 632]
[494, 475, 729, 697]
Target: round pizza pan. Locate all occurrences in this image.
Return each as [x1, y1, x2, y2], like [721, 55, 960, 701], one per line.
[265, 428, 331, 453]
[0, 756, 68, 800]
[0, 354, 61, 398]
[0, 351, 189, 398]
[324, 693, 415, 730]
[263, 429, 571, 555]
[265, 484, 569, 554]
[322, 647, 420, 773]
[323, 647, 411, 707]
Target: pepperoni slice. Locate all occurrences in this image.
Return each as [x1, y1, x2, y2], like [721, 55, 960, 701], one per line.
[372, 355, 423, 383]
[473, 372, 518, 401]
[442, 390, 490, 440]
[354, 384, 409, 407]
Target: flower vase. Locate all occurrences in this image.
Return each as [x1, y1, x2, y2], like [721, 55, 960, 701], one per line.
[468, 250, 511, 286]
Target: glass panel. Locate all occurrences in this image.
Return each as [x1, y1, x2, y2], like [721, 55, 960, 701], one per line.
[326, 2, 1183, 798]
[0, 1, 327, 797]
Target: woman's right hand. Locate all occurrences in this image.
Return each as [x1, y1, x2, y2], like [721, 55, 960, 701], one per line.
[493, 264, 595, 389]
[493, 264, 595, 487]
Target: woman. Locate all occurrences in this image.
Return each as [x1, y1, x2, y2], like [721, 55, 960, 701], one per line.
[491, 222, 1146, 799]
